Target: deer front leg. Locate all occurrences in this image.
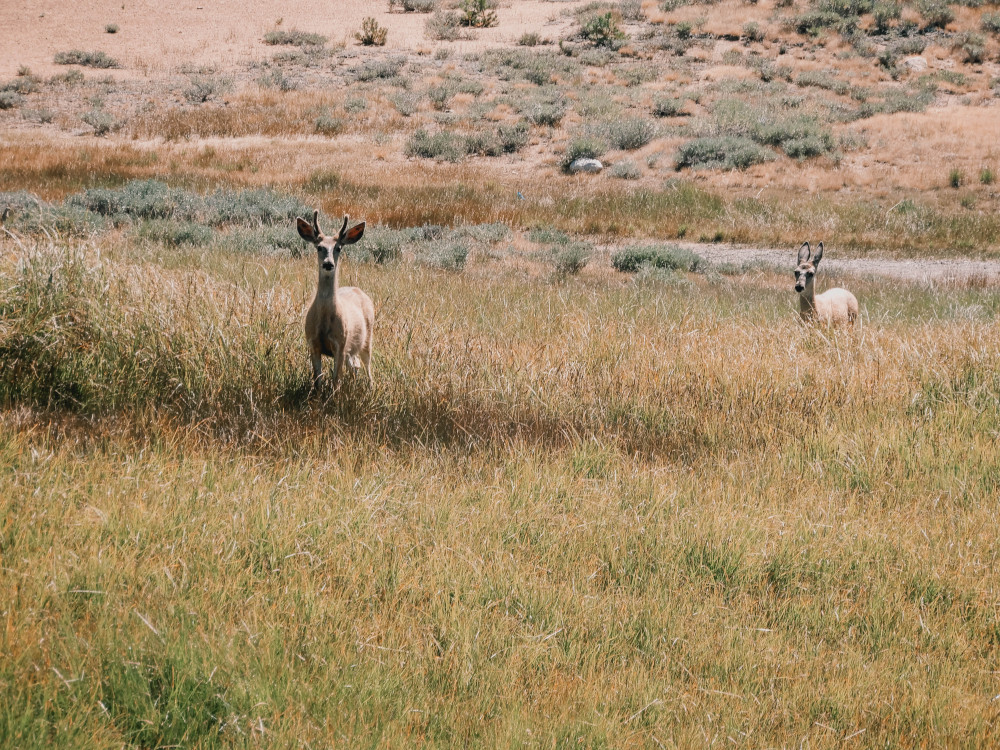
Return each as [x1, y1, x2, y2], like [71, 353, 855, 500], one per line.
[331, 347, 345, 389]
[311, 351, 323, 388]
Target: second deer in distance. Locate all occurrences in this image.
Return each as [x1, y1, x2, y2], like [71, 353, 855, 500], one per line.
[794, 242, 859, 326]
[296, 210, 374, 388]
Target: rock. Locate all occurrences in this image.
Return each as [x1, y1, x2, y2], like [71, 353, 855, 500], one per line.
[569, 158, 603, 174]
[903, 56, 927, 72]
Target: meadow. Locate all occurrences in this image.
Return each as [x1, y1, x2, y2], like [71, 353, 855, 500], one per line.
[2, 179, 1000, 747]
[2, 0, 1000, 746]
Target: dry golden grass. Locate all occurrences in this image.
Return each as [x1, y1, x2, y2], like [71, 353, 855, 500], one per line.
[2, 229, 1000, 747]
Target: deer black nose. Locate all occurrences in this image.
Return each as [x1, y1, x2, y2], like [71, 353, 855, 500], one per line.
[322, 262, 334, 271]
[795, 284, 803, 292]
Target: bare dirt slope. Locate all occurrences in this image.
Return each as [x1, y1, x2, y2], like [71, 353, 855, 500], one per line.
[0, 0, 585, 78]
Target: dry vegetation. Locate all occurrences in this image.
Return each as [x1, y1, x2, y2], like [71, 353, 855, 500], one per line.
[2, 0, 1000, 747]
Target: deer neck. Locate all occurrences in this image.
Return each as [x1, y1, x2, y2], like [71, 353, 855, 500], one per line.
[315, 259, 340, 306]
[798, 277, 816, 319]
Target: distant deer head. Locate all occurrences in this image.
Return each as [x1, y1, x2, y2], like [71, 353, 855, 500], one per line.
[296, 210, 365, 275]
[794, 241, 823, 293]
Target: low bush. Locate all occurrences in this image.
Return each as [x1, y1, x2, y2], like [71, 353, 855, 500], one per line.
[353, 56, 406, 81]
[82, 109, 117, 136]
[183, 75, 231, 104]
[419, 240, 470, 271]
[524, 99, 566, 126]
[609, 160, 642, 179]
[460, 0, 498, 28]
[263, 30, 327, 46]
[406, 129, 466, 161]
[426, 10, 472, 40]
[652, 97, 685, 117]
[135, 219, 214, 247]
[553, 242, 591, 277]
[916, 0, 953, 28]
[389, 0, 437, 11]
[603, 117, 657, 150]
[611, 244, 705, 273]
[0, 91, 23, 110]
[356, 17, 389, 46]
[580, 12, 627, 47]
[675, 136, 775, 170]
[560, 136, 608, 171]
[983, 13, 1000, 33]
[53, 50, 120, 68]
[314, 113, 344, 136]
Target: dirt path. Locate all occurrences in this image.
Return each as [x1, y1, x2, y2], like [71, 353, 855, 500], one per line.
[673, 242, 1000, 285]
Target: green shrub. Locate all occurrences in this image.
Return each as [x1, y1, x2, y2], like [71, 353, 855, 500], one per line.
[528, 227, 571, 245]
[105, 23, 119, 33]
[53, 50, 120, 68]
[183, 75, 230, 103]
[954, 32, 986, 64]
[652, 97, 684, 117]
[980, 167, 995, 185]
[257, 67, 297, 91]
[497, 121, 530, 153]
[406, 129, 466, 161]
[611, 244, 705, 273]
[916, 0, 953, 28]
[82, 109, 117, 136]
[353, 56, 405, 81]
[675, 136, 775, 170]
[553, 242, 591, 277]
[135, 219, 213, 247]
[871, 1, 901, 33]
[519, 32, 544, 46]
[675, 21, 692, 39]
[983, 13, 1000, 33]
[420, 240, 470, 271]
[263, 29, 326, 46]
[0, 91, 23, 110]
[949, 168, 963, 188]
[580, 12, 626, 47]
[794, 70, 849, 96]
[560, 136, 608, 171]
[603, 117, 657, 150]
[609, 160, 642, 179]
[362, 227, 409, 263]
[460, 0, 498, 28]
[314, 113, 344, 136]
[356, 17, 389, 46]
[426, 10, 471, 40]
[389, 0, 438, 10]
[742, 22, 764, 42]
[525, 99, 566, 126]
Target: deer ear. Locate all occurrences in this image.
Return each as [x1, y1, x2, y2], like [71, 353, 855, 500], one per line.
[797, 242, 811, 264]
[812, 242, 824, 266]
[296, 216, 319, 243]
[341, 221, 365, 245]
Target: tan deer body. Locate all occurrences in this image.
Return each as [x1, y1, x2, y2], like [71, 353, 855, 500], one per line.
[297, 211, 374, 387]
[794, 242, 858, 326]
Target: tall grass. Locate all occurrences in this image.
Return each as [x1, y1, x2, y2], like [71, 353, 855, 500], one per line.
[2, 228, 1000, 746]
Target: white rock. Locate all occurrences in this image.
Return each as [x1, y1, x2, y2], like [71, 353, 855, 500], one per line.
[903, 56, 927, 72]
[569, 158, 603, 174]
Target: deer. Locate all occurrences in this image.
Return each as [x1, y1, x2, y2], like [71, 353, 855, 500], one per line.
[794, 241, 859, 326]
[296, 210, 374, 388]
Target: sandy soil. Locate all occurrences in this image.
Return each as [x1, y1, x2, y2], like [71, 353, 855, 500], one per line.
[0, 0, 586, 78]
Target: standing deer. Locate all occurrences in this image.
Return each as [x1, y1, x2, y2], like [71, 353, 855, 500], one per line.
[794, 242, 859, 326]
[296, 210, 374, 387]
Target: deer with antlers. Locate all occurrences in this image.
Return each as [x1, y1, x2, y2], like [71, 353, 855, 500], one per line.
[296, 210, 374, 388]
